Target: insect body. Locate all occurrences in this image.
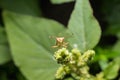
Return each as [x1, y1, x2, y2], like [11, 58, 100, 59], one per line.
[52, 37, 68, 48]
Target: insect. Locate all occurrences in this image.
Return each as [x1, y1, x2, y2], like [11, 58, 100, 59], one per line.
[50, 32, 73, 48]
[53, 37, 68, 48]
[50, 36, 68, 48]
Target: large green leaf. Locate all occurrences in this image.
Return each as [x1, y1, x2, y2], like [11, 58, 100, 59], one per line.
[0, 27, 11, 65]
[0, 0, 41, 16]
[50, 0, 74, 4]
[68, 0, 101, 52]
[3, 11, 66, 80]
[103, 58, 120, 79]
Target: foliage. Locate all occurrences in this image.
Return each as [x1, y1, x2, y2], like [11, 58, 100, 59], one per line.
[0, 0, 119, 80]
[68, 0, 101, 52]
[50, 0, 74, 4]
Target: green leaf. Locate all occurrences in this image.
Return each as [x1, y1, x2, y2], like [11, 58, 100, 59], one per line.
[0, 27, 11, 65]
[50, 0, 74, 4]
[3, 11, 66, 80]
[93, 47, 119, 62]
[115, 57, 120, 66]
[0, 0, 41, 16]
[113, 40, 120, 53]
[68, 0, 101, 52]
[99, 60, 108, 70]
[103, 58, 119, 79]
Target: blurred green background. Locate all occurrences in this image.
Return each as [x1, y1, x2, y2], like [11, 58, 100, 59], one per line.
[0, 0, 120, 80]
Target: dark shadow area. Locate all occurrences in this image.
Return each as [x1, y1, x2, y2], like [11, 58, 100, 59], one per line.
[0, 61, 26, 80]
[90, 0, 118, 46]
[40, 0, 75, 26]
[0, 9, 3, 26]
[89, 62, 101, 75]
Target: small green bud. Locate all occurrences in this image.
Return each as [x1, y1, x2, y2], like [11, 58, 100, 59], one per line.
[55, 66, 66, 79]
[71, 48, 81, 57]
[54, 48, 71, 64]
[55, 65, 71, 79]
[69, 48, 81, 65]
[64, 65, 71, 74]
[77, 57, 86, 67]
[77, 50, 95, 67]
[82, 50, 95, 62]
[71, 73, 80, 80]
[54, 48, 96, 80]
[79, 66, 90, 76]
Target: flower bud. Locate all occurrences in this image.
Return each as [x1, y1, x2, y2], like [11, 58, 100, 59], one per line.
[71, 48, 81, 59]
[55, 66, 66, 79]
[54, 48, 71, 64]
[55, 65, 71, 79]
[82, 50, 95, 62]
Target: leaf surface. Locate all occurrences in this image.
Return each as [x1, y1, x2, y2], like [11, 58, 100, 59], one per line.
[3, 11, 66, 80]
[103, 58, 120, 79]
[68, 0, 101, 52]
[50, 0, 74, 4]
[113, 40, 120, 54]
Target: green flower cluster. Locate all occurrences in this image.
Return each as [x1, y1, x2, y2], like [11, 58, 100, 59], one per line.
[54, 48, 95, 80]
